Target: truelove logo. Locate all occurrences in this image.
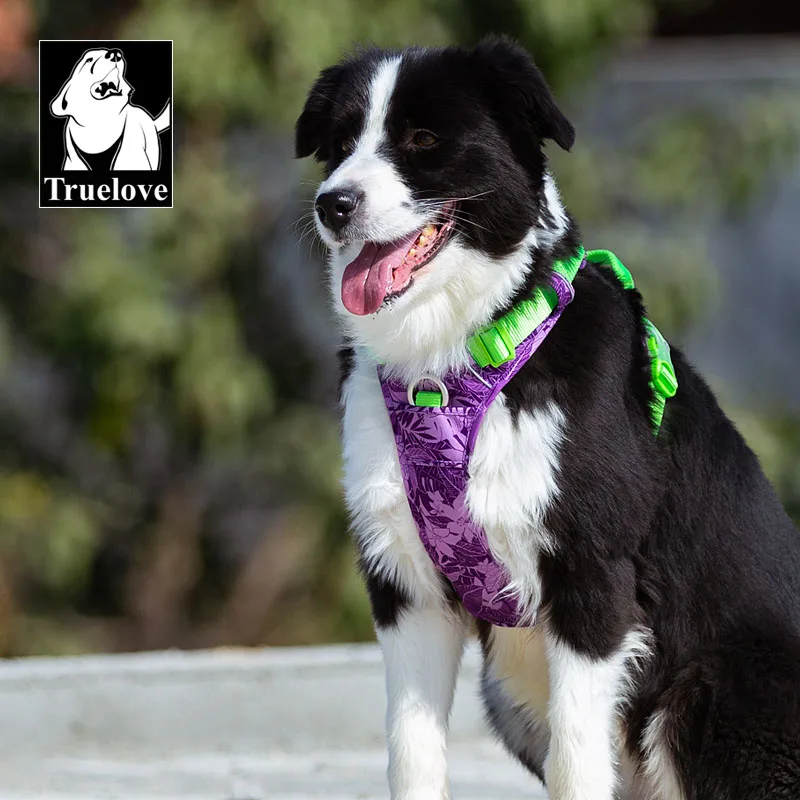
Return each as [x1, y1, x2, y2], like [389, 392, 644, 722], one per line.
[39, 40, 173, 209]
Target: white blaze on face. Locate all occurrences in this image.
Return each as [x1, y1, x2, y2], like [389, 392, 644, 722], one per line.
[315, 56, 425, 247]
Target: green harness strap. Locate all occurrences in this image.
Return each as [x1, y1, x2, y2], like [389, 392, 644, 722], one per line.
[462, 247, 677, 436]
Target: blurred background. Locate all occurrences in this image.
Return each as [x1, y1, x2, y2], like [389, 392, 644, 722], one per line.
[0, 0, 797, 657]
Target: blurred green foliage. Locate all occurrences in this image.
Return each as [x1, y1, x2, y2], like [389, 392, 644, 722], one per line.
[0, 0, 797, 656]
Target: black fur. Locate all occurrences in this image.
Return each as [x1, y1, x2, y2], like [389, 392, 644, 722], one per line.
[336, 345, 355, 403]
[301, 37, 800, 798]
[360, 563, 411, 629]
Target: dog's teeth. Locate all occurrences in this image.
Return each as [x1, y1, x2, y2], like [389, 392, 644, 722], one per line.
[417, 235, 428, 246]
[423, 225, 436, 236]
[408, 248, 417, 257]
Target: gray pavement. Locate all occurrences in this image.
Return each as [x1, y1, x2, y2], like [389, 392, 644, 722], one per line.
[0, 644, 546, 799]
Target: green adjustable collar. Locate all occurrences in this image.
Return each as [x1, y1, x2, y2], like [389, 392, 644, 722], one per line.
[465, 246, 677, 436]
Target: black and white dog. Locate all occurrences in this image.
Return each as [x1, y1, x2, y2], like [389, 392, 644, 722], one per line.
[295, 37, 800, 799]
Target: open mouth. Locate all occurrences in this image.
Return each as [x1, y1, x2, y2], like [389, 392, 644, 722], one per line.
[340, 202, 456, 316]
[91, 67, 123, 99]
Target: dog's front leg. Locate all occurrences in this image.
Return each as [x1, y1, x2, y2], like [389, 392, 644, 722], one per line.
[541, 556, 644, 800]
[543, 632, 624, 800]
[376, 602, 467, 800]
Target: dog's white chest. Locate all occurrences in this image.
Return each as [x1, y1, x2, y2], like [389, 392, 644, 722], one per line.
[341, 352, 564, 612]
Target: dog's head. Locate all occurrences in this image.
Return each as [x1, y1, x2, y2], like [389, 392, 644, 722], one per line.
[51, 48, 132, 124]
[296, 37, 575, 374]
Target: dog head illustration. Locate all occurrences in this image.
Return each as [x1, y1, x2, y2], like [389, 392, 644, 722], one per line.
[50, 48, 132, 126]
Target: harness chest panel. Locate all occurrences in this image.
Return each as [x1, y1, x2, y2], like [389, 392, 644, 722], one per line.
[378, 272, 576, 627]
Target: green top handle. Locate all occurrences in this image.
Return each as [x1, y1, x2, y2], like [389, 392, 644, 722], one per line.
[584, 249, 678, 435]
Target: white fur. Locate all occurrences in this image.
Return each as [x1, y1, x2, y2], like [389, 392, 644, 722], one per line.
[378, 606, 468, 799]
[540, 173, 568, 245]
[544, 629, 652, 800]
[640, 710, 686, 800]
[468, 395, 564, 620]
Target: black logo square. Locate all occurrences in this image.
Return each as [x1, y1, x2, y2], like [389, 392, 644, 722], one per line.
[39, 40, 173, 209]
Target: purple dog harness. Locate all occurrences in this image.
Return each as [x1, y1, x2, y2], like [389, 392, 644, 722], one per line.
[378, 269, 579, 627]
[377, 247, 678, 626]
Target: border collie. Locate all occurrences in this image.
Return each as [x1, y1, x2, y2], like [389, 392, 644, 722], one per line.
[295, 37, 800, 799]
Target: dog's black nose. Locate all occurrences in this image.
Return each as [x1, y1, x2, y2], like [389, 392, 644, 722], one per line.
[106, 49, 123, 62]
[315, 190, 361, 234]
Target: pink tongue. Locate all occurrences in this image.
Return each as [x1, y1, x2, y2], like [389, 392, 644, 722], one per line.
[341, 232, 420, 315]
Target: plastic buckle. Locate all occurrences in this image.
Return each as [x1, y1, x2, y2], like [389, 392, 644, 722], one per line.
[468, 325, 516, 368]
[414, 390, 443, 407]
[644, 319, 678, 399]
[407, 376, 450, 408]
[651, 357, 678, 398]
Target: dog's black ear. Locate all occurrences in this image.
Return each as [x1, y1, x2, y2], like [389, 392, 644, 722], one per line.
[295, 64, 346, 161]
[472, 36, 575, 152]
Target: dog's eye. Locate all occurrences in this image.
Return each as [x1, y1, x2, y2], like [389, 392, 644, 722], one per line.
[412, 130, 438, 148]
[336, 137, 355, 156]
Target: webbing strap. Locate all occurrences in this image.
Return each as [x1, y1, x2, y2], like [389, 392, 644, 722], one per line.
[467, 247, 585, 369]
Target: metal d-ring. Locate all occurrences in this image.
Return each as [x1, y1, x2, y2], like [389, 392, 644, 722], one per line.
[407, 375, 450, 407]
